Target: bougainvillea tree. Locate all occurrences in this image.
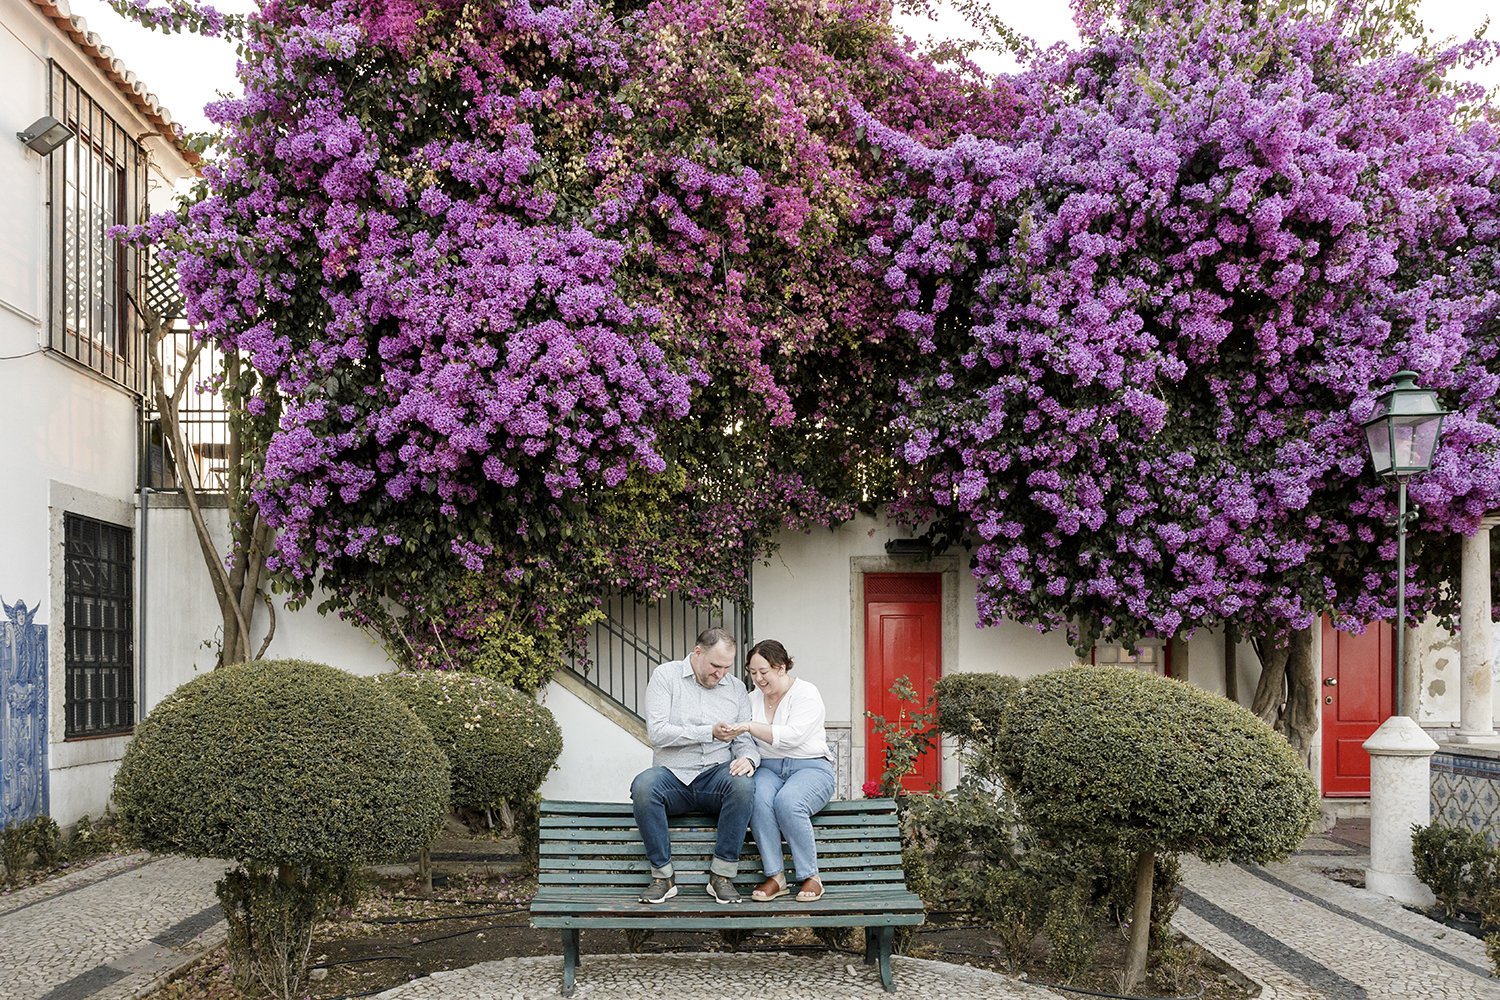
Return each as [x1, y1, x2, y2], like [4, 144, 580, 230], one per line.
[868, 0, 1500, 655]
[115, 0, 1001, 683]
[118, 0, 1499, 721]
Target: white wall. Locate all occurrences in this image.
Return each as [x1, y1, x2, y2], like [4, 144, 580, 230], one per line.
[537, 681, 651, 802]
[140, 501, 396, 717]
[2, 0, 191, 825]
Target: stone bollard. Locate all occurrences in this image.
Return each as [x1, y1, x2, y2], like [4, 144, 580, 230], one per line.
[1364, 716, 1439, 907]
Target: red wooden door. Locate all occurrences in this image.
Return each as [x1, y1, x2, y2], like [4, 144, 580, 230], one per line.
[864, 573, 942, 792]
[1321, 618, 1394, 797]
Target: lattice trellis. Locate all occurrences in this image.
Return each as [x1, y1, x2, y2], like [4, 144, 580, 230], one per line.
[146, 252, 185, 325]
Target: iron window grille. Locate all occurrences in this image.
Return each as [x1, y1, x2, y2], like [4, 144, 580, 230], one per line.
[64, 513, 135, 738]
[46, 61, 149, 395]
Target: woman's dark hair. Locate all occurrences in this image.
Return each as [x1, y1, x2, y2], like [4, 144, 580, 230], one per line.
[746, 638, 794, 671]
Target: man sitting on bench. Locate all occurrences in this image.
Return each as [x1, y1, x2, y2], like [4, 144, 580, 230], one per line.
[630, 627, 759, 904]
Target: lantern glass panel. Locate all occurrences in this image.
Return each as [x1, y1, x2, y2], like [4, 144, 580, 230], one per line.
[1365, 422, 1393, 475]
[1390, 414, 1444, 474]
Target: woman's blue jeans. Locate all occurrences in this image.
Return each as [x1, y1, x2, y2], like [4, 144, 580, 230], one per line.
[750, 757, 836, 881]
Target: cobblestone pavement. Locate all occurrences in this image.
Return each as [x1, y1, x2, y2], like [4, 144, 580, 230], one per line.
[1177, 829, 1500, 1000]
[0, 852, 224, 1000]
[365, 952, 1072, 999]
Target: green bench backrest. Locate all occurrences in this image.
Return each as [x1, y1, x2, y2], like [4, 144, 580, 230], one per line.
[537, 798, 908, 890]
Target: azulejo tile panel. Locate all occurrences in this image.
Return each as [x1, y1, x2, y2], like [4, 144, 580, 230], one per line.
[1431, 751, 1500, 845]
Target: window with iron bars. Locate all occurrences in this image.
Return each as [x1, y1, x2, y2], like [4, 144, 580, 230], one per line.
[64, 513, 135, 738]
[46, 61, 149, 395]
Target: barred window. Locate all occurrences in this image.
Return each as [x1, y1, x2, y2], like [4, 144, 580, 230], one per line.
[47, 61, 148, 394]
[64, 514, 135, 738]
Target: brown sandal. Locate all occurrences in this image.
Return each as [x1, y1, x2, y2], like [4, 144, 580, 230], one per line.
[796, 876, 824, 901]
[751, 875, 788, 901]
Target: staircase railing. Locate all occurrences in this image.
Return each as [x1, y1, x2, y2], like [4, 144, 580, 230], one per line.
[566, 588, 752, 722]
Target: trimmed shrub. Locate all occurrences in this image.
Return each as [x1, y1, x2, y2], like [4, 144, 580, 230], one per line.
[1000, 665, 1320, 989]
[376, 671, 562, 815]
[1412, 823, 1497, 919]
[29, 817, 63, 869]
[1000, 666, 1319, 863]
[113, 659, 450, 999]
[66, 813, 122, 862]
[1044, 886, 1103, 983]
[934, 672, 1021, 747]
[1, 824, 29, 884]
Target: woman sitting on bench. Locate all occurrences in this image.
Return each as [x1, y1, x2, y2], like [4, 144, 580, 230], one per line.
[722, 638, 836, 903]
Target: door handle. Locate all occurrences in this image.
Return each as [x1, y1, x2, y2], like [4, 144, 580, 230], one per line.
[1324, 678, 1337, 686]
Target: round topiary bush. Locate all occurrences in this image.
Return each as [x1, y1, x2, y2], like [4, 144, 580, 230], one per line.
[999, 665, 1320, 989]
[115, 659, 451, 866]
[376, 670, 563, 813]
[113, 659, 451, 999]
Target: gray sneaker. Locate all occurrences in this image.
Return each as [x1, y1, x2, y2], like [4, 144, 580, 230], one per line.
[639, 876, 678, 904]
[706, 873, 742, 904]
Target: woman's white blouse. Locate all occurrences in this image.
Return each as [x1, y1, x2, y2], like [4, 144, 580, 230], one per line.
[749, 677, 832, 761]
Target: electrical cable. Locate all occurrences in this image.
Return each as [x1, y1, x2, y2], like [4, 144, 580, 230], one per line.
[363, 906, 526, 925]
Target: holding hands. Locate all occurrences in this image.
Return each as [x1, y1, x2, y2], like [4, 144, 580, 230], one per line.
[713, 721, 750, 741]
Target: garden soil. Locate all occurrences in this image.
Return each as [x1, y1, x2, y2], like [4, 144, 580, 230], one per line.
[146, 832, 1252, 1000]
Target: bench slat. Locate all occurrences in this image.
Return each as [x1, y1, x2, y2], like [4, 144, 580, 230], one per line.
[538, 852, 907, 872]
[538, 825, 898, 843]
[539, 839, 901, 857]
[540, 812, 897, 830]
[540, 799, 897, 816]
[531, 912, 926, 930]
[532, 893, 923, 911]
[538, 868, 912, 886]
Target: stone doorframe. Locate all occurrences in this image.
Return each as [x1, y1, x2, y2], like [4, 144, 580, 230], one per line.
[848, 554, 961, 792]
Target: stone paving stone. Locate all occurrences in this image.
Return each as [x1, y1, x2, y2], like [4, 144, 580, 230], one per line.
[365, 953, 1073, 1000]
[0, 855, 154, 919]
[0, 855, 225, 1000]
[1177, 856, 1500, 1000]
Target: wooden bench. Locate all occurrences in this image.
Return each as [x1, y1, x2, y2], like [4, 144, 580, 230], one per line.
[529, 798, 925, 995]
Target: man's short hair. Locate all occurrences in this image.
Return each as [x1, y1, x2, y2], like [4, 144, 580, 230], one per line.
[696, 626, 737, 651]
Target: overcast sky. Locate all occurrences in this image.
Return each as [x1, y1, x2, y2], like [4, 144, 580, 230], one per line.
[65, 0, 1497, 137]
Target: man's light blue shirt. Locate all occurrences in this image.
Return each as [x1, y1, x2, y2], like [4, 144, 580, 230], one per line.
[644, 657, 759, 785]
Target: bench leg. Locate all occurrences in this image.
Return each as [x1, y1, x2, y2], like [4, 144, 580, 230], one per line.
[561, 929, 580, 997]
[876, 926, 895, 992]
[864, 927, 878, 964]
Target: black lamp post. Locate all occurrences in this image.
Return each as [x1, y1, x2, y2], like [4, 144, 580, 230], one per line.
[1360, 371, 1448, 716]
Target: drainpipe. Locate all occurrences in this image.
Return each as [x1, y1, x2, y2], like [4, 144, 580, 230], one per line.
[137, 406, 152, 723]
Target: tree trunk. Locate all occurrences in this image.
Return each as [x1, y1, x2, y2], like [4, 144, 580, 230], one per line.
[1248, 625, 1318, 767]
[1281, 626, 1319, 767]
[1224, 623, 1239, 703]
[135, 293, 268, 667]
[1122, 846, 1155, 993]
[1250, 631, 1290, 726]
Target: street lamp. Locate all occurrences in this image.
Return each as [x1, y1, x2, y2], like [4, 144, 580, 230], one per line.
[1361, 371, 1448, 716]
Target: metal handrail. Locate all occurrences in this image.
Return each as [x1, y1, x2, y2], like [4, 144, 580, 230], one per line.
[566, 587, 752, 723]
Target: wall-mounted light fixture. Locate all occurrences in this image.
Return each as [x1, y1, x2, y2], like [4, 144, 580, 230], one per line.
[884, 537, 933, 557]
[17, 115, 74, 156]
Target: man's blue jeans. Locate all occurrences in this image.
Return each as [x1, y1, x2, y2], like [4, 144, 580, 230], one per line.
[750, 757, 836, 880]
[630, 763, 754, 879]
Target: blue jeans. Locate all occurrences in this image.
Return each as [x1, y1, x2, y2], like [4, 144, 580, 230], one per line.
[750, 757, 836, 880]
[630, 763, 755, 879]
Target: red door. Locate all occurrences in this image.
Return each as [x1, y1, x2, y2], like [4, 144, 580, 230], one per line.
[864, 573, 942, 792]
[1321, 618, 1394, 797]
